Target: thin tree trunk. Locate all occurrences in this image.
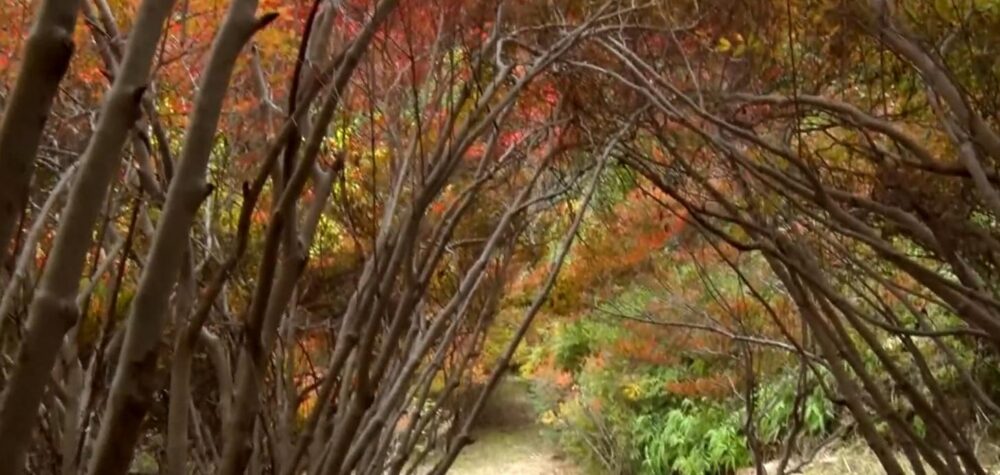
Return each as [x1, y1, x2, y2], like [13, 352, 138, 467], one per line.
[0, 0, 82, 266]
[0, 163, 77, 326]
[87, 1, 275, 472]
[0, 0, 179, 469]
[430, 133, 612, 475]
[59, 357, 84, 475]
[166, 334, 195, 475]
[218, 3, 400, 473]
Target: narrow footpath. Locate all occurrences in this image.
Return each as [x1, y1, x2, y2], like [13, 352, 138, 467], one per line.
[442, 378, 579, 475]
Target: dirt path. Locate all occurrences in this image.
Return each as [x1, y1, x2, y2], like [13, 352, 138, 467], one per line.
[439, 378, 580, 475]
[443, 423, 578, 475]
[431, 379, 1000, 475]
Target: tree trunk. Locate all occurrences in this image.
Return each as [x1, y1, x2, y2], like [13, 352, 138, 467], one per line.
[218, 3, 400, 473]
[0, 163, 77, 328]
[0, 0, 81, 267]
[0, 0, 178, 469]
[87, 1, 274, 472]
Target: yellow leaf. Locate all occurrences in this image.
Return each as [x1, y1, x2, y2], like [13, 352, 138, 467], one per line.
[622, 382, 642, 400]
[539, 410, 558, 426]
[716, 37, 732, 53]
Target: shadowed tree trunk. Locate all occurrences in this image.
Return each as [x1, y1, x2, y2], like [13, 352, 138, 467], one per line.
[0, 2, 870, 474]
[87, 0, 277, 472]
[0, 0, 81, 269]
[0, 0, 180, 471]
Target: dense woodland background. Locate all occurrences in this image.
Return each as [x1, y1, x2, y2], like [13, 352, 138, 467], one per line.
[1, 0, 1000, 473]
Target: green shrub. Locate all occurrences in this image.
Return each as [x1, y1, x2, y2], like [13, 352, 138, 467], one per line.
[533, 361, 837, 474]
[756, 373, 834, 442]
[634, 400, 750, 475]
[553, 321, 597, 372]
[527, 286, 838, 475]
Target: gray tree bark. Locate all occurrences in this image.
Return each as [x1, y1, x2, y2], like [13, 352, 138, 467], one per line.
[0, 0, 179, 470]
[0, 0, 81, 268]
[87, 0, 276, 472]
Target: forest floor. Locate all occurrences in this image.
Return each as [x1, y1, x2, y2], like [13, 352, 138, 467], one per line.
[433, 377, 580, 475]
[739, 439, 1000, 475]
[799, 442, 1000, 475]
[437, 380, 1000, 474]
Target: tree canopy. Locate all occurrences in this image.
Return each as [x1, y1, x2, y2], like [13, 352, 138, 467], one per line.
[1, 0, 1000, 473]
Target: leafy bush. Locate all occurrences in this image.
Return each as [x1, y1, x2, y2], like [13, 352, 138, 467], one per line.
[528, 329, 837, 474]
[756, 373, 834, 442]
[634, 400, 750, 475]
[553, 321, 597, 372]
[549, 394, 638, 475]
[525, 276, 839, 475]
